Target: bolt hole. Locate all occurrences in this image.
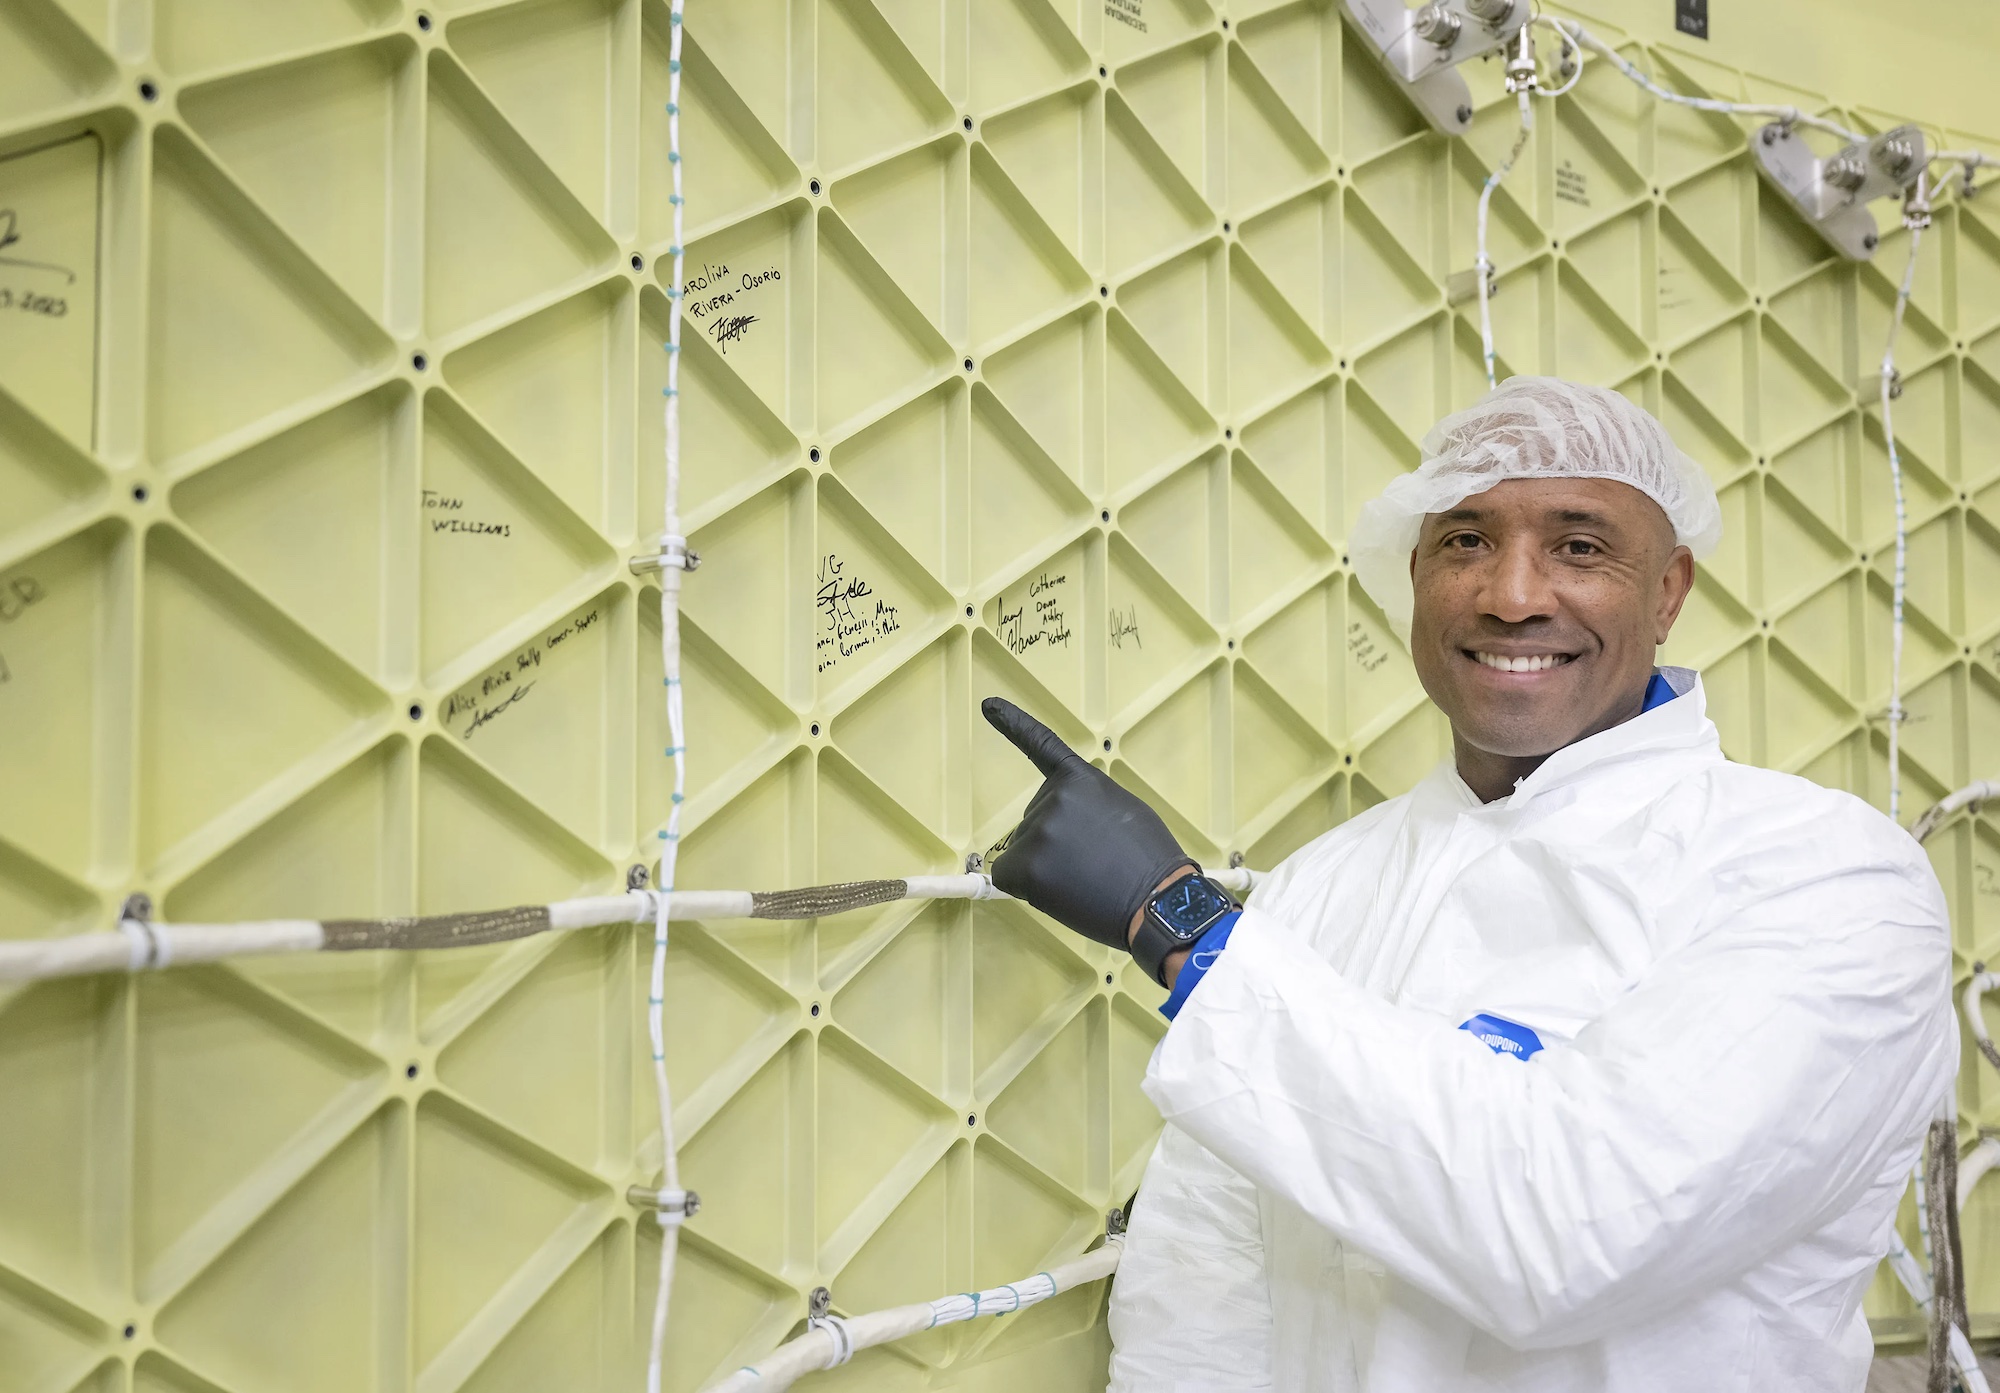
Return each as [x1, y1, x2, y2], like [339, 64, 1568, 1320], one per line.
[1105, 972, 1114, 984]
[123, 1324, 136, 1341]
[1221, 16, 1229, 27]
[405, 1063, 419, 1079]
[138, 78, 159, 102]
[1224, 427, 1233, 439]
[810, 1002, 821, 1017]
[1101, 508, 1111, 522]
[416, 11, 433, 31]
[1337, 166, 1345, 177]
[1550, 238, 1560, 250]
[1099, 65, 1108, 78]
[1653, 185, 1662, 196]
[130, 484, 148, 503]
[964, 357, 975, 372]
[809, 446, 822, 462]
[1338, 358, 1347, 370]
[967, 1113, 978, 1126]
[965, 604, 975, 617]
[809, 178, 823, 196]
[1102, 738, 1112, 751]
[1222, 221, 1232, 233]
[1099, 284, 1109, 297]
[631, 253, 645, 271]
[411, 352, 428, 371]
[408, 703, 423, 721]
[963, 116, 974, 131]
[1344, 754, 1353, 765]
[1227, 638, 1235, 649]
[810, 722, 821, 737]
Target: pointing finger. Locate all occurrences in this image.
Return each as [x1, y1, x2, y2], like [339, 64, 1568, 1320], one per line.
[981, 696, 1082, 778]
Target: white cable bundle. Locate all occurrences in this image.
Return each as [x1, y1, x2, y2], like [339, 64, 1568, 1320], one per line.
[702, 1238, 1124, 1393]
[648, 2, 693, 1389]
[1476, 90, 1533, 390]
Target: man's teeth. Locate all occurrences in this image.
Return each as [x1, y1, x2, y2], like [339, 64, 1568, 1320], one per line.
[1472, 651, 1571, 673]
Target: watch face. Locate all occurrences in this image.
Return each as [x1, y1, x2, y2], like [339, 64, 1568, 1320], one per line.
[1155, 876, 1230, 937]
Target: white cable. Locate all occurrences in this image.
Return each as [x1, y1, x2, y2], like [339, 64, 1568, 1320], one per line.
[1959, 1136, 2000, 1210]
[1539, 17, 1862, 142]
[702, 1237, 1124, 1393]
[1965, 971, 2000, 1072]
[1476, 91, 1534, 390]
[1910, 779, 2000, 844]
[649, 3, 691, 1388]
[1884, 1232, 1992, 1393]
[1883, 211, 1923, 826]
[0, 867, 1269, 986]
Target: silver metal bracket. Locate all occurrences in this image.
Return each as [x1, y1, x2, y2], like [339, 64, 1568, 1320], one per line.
[1339, 0, 1528, 135]
[1447, 267, 1499, 307]
[629, 536, 701, 577]
[626, 1185, 701, 1218]
[1751, 122, 1927, 261]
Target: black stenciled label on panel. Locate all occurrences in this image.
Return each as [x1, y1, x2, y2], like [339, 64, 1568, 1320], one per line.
[1105, 0, 1146, 34]
[1675, 0, 1707, 40]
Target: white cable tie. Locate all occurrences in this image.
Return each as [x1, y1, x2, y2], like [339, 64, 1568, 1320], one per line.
[150, 922, 175, 971]
[807, 1312, 854, 1367]
[118, 919, 153, 972]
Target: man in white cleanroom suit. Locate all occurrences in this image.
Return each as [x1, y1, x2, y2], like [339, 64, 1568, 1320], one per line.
[980, 376, 1955, 1392]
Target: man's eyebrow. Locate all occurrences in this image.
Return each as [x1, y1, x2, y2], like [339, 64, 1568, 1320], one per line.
[1552, 508, 1614, 526]
[1437, 507, 1485, 522]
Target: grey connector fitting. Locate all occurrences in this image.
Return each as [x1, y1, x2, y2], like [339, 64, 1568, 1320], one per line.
[1503, 25, 1537, 95]
[1412, 3, 1461, 46]
[1464, 0, 1515, 20]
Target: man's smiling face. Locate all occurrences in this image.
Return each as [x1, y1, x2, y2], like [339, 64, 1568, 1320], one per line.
[1408, 476, 1695, 799]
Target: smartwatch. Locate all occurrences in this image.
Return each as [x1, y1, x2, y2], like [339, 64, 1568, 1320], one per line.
[1132, 873, 1239, 987]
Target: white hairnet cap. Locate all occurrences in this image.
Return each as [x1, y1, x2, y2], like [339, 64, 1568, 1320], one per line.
[1349, 376, 1723, 641]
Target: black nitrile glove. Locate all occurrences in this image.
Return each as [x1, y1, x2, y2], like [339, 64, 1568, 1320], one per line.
[982, 696, 1196, 949]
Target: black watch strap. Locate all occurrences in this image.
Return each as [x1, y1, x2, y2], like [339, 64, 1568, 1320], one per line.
[1131, 872, 1234, 987]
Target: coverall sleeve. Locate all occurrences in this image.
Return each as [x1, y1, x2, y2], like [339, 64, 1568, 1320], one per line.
[1143, 819, 1956, 1349]
[1106, 1123, 1275, 1390]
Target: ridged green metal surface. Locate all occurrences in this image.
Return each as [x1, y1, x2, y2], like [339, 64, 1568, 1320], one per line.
[4, 0, 2000, 1388]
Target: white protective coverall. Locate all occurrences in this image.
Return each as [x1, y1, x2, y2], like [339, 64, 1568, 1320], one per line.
[1106, 667, 1955, 1392]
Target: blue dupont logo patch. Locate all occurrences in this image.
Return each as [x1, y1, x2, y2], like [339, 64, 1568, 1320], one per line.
[1459, 1013, 1544, 1061]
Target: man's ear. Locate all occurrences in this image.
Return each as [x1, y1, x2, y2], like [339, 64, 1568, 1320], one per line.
[1655, 546, 1695, 644]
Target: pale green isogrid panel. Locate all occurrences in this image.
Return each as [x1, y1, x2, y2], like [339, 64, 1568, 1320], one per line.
[4, 0, 2000, 1386]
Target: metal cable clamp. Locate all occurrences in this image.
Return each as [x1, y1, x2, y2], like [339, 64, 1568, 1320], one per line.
[627, 1185, 702, 1223]
[629, 534, 701, 577]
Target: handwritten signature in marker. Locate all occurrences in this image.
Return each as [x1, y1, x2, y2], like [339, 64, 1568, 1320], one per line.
[462, 681, 536, 740]
[0, 210, 77, 284]
[708, 313, 758, 353]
